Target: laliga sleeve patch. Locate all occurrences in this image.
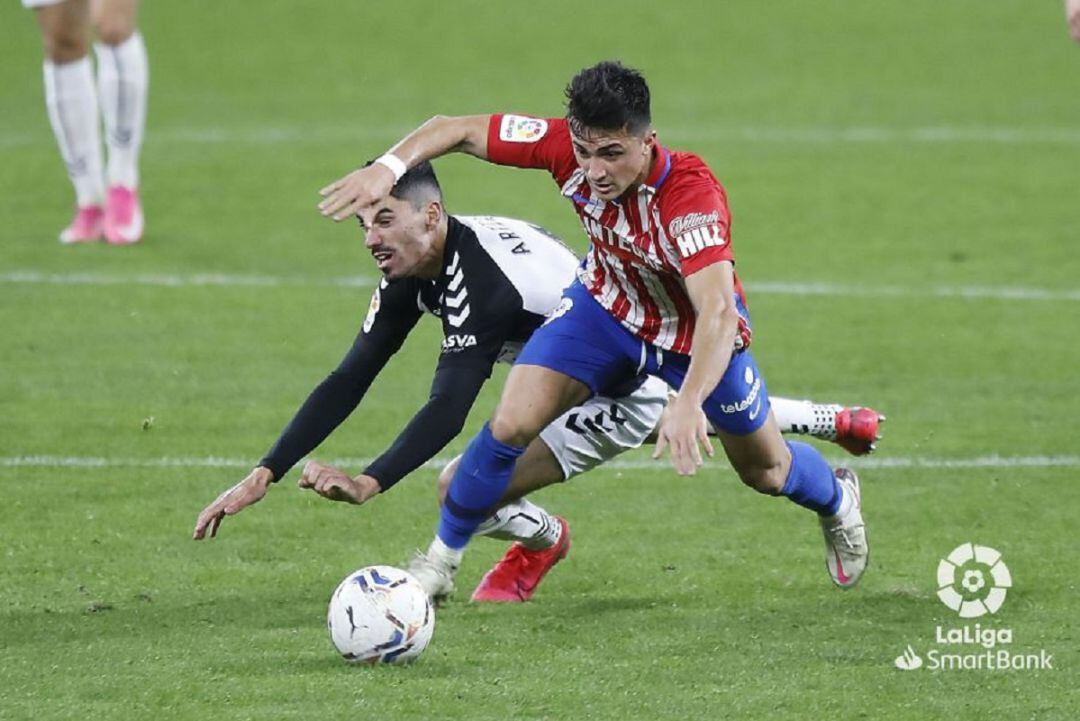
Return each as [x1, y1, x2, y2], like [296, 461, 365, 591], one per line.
[500, 115, 549, 143]
[362, 287, 382, 334]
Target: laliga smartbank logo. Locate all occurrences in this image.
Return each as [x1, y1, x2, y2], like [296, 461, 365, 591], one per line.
[893, 543, 1054, 672]
[936, 542, 1011, 617]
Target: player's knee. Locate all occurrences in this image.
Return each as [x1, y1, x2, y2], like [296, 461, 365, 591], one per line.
[736, 462, 788, 495]
[93, 14, 135, 45]
[436, 456, 461, 505]
[489, 413, 537, 449]
[43, 28, 90, 63]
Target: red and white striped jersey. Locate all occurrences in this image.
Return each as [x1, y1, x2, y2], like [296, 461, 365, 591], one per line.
[486, 114, 749, 355]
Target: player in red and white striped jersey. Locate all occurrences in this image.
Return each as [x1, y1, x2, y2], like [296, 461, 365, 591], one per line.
[319, 61, 870, 592]
[485, 111, 748, 356]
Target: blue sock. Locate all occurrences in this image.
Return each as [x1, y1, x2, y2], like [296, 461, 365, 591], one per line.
[437, 423, 525, 549]
[780, 441, 842, 516]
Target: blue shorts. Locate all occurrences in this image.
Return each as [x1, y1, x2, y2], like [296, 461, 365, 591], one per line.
[516, 281, 771, 436]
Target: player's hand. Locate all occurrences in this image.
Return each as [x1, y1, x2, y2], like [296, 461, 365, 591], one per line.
[318, 163, 396, 221]
[192, 466, 274, 540]
[298, 461, 381, 505]
[652, 396, 714, 475]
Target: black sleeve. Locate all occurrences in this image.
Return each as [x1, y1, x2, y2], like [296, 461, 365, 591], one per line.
[360, 234, 527, 491]
[362, 267, 516, 490]
[362, 356, 492, 491]
[258, 280, 422, 480]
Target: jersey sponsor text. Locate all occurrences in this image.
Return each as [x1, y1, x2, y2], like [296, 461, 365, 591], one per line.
[674, 224, 727, 259]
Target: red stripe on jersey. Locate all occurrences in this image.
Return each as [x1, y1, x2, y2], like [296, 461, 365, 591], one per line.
[618, 197, 664, 343]
[624, 264, 662, 343]
[587, 249, 607, 296]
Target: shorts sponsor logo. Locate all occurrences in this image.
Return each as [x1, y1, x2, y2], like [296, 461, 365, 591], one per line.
[718, 370, 761, 415]
[668, 211, 721, 238]
[500, 115, 548, 143]
[891, 544, 1053, 672]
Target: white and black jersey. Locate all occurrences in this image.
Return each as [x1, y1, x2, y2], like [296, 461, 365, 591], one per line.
[260, 215, 580, 490]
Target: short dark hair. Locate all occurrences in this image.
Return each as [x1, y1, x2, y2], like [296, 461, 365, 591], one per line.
[565, 61, 651, 136]
[364, 159, 443, 209]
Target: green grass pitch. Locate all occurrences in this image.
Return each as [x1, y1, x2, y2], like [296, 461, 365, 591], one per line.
[1, 1, 1078, 719]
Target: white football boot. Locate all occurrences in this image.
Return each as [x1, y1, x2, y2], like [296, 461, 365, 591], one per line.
[406, 550, 457, 604]
[820, 468, 868, 588]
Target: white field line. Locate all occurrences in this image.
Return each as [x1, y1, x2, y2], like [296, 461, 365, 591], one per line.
[0, 270, 375, 289]
[1, 454, 1077, 472]
[3, 271, 1078, 303]
[4, 125, 1080, 149]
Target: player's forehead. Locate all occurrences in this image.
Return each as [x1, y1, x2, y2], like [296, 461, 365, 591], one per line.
[569, 125, 640, 151]
[357, 195, 412, 226]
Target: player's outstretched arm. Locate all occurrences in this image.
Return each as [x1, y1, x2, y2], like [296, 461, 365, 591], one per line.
[297, 460, 381, 505]
[192, 466, 274, 540]
[1069, 0, 1080, 42]
[653, 262, 740, 475]
[318, 114, 491, 221]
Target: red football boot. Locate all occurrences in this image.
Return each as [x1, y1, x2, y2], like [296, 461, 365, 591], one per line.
[471, 517, 571, 602]
[834, 407, 885, 456]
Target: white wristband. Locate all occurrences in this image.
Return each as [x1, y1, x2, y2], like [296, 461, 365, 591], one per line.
[374, 153, 408, 183]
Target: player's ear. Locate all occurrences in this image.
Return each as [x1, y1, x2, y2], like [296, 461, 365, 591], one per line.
[425, 200, 443, 230]
[642, 129, 657, 154]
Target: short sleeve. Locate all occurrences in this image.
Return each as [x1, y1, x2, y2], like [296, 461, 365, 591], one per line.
[658, 165, 734, 277]
[487, 114, 579, 185]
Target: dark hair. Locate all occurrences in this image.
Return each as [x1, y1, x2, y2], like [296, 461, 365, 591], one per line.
[364, 159, 443, 209]
[565, 61, 651, 136]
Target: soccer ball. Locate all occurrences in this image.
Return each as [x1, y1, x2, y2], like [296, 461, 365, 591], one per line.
[326, 565, 435, 664]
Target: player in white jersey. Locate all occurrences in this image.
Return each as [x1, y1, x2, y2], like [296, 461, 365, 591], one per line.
[23, 0, 147, 244]
[195, 161, 881, 603]
[319, 61, 873, 596]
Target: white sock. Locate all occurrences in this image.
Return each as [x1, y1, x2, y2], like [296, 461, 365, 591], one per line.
[476, 498, 562, 550]
[830, 481, 853, 520]
[771, 397, 844, 440]
[43, 57, 105, 207]
[95, 31, 148, 189]
[426, 536, 463, 570]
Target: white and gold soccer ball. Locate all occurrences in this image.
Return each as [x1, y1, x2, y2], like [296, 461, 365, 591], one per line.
[327, 565, 435, 664]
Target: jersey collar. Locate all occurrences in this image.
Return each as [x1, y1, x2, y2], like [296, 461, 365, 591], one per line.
[641, 145, 672, 192]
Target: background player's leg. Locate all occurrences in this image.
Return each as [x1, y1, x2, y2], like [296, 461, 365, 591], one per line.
[771, 397, 843, 440]
[770, 396, 884, 455]
[91, 0, 146, 244]
[36, 0, 106, 243]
